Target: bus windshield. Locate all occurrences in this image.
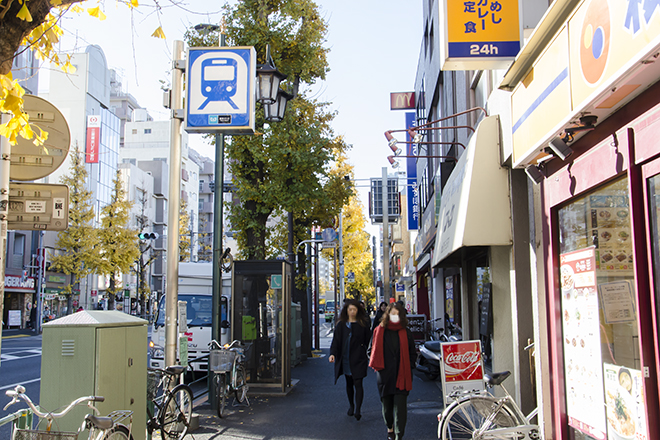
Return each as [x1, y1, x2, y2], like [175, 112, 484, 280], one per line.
[155, 294, 213, 328]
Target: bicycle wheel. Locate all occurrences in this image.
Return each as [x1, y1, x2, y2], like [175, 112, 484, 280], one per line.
[439, 396, 520, 440]
[216, 373, 228, 418]
[159, 384, 193, 440]
[234, 365, 249, 404]
[102, 424, 134, 440]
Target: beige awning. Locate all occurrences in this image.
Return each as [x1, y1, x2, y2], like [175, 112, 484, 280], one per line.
[431, 115, 512, 267]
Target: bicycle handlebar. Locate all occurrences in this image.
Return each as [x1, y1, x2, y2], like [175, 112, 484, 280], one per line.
[4, 386, 103, 419]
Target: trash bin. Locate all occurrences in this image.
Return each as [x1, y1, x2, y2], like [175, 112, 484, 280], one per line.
[40, 311, 147, 440]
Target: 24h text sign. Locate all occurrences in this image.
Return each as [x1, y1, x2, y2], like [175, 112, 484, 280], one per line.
[440, 340, 486, 402]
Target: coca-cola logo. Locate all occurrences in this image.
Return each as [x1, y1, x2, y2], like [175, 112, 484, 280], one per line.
[445, 351, 480, 366]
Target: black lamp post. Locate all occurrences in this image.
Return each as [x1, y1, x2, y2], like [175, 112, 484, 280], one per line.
[256, 45, 287, 105]
[265, 90, 294, 123]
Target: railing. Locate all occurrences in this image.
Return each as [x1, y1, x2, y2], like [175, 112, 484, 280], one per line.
[185, 353, 212, 401]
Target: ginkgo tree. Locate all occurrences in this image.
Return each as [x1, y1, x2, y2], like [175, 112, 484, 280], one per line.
[0, 0, 167, 146]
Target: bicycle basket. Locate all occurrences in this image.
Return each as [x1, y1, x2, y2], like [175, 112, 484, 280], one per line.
[13, 430, 78, 440]
[210, 349, 236, 373]
[147, 369, 163, 400]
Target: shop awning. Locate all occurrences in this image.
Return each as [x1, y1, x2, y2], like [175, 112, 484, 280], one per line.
[431, 115, 512, 267]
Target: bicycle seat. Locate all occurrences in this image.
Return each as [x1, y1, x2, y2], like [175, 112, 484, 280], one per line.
[165, 365, 186, 376]
[423, 341, 442, 352]
[85, 414, 114, 430]
[485, 371, 511, 386]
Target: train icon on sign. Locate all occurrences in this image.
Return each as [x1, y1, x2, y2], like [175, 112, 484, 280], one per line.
[185, 46, 256, 134]
[199, 57, 239, 110]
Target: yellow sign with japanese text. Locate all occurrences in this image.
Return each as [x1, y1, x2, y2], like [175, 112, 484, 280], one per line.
[442, 0, 521, 70]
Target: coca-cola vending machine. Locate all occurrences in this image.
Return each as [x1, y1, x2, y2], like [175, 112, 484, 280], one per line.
[440, 340, 485, 402]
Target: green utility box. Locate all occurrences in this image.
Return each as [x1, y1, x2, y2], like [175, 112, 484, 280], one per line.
[291, 302, 302, 366]
[41, 311, 148, 440]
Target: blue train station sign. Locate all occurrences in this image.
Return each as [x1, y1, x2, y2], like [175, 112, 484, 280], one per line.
[185, 46, 256, 134]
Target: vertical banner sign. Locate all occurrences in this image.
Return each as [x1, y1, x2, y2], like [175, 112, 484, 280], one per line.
[559, 247, 606, 439]
[440, 340, 485, 402]
[442, 0, 521, 70]
[405, 112, 419, 230]
[86, 115, 100, 163]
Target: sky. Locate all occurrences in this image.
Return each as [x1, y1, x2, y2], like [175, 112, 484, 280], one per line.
[47, 0, 424, 237]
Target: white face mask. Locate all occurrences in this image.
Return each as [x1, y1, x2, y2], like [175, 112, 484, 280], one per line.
[390, 314, 400, 324]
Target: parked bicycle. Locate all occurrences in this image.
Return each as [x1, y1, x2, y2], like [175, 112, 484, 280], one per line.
[3, 385, 133, 440]
[146, 365, 193, 440]
[437, 370, 539, 439]
[209, 339, 250, 418]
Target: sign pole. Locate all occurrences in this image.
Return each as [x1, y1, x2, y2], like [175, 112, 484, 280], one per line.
[339, 209, 344, 302]
[382, 167, 390, 302]
[210, 32, 227, 412]
[0, 113, 10, 355]
[165, 40, 185, 369]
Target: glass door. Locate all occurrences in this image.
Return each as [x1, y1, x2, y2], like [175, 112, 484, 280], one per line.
[556, 177, 647, 440]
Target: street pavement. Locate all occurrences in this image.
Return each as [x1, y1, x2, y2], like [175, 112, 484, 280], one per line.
[0, 324, 445, 439]
[187, 326, 445, 440]
[0, 329, 42, 439]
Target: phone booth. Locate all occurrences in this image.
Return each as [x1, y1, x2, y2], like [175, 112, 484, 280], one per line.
[231, 260, 292, 394]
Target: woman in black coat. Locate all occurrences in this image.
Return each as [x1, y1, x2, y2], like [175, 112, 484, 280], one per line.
[372, 301, 387, 331]
[369, 302, 417, 440]
[329, 299, 372, 420]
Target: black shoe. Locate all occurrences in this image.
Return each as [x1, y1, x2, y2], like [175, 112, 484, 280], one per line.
[347, 406, 354, 416]
[387, 432, 395, 440]
[354, 412, 361, 421]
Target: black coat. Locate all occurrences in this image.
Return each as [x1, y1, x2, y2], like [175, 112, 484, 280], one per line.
[372, 310, 384, 331]
[374, 328, 417, 397]
[330, 320, 372, 383]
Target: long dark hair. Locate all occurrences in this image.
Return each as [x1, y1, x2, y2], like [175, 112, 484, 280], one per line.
[380, 302, 408, 327]
[339, 299, 369, 327]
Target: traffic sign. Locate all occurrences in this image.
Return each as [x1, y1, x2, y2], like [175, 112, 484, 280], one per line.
[322, 242, 337, 249]
[185, 46, 256, 134]
[10, 95, 70, 181]
[347, 271, 355, 283]
[7, 183, 69, 231]
[322, 228, 337, 242]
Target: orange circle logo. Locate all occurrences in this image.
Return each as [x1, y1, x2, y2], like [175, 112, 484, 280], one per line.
[580, 0, 610, 84]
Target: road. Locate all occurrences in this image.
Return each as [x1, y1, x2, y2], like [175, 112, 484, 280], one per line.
[0, 333, 42, 438]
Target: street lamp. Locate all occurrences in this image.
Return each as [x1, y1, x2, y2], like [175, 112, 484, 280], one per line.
[256, 45, 288, 105]
[265, 89, 294, 122]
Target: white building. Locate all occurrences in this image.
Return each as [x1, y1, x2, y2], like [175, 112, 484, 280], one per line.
[121, 118, 200, 261]
[39, 45, 121, 311]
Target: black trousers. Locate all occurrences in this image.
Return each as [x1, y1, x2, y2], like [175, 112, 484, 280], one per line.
[345, 375, 364, 413]
[381, 394, 407, 439]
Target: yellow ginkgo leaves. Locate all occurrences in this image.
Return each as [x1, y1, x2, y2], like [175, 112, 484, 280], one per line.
[151, 26, 166, 39]
[87, 6, 107, 20]
[16, 0, 33, 22]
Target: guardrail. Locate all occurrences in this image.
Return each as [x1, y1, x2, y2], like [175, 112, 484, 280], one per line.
[186, 353, 211, 401]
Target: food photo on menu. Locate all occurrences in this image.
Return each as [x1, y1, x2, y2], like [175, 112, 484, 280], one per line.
[603, 363, 647, 440]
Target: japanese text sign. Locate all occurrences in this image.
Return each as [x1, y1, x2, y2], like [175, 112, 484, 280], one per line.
[441, 0, 521, 70]
[405, 112, 419, 230]
[86, 115, 100, 164]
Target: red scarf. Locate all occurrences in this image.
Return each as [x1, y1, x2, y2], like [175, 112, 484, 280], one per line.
[369, 322, 412, 392]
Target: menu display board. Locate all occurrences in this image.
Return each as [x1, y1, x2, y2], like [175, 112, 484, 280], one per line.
[560, 247, 607, 439]
[603, 363, 647, 440]
[440, 340, 485, 403]
[589, 195, 633, 274]
[407, 314, 427, 343]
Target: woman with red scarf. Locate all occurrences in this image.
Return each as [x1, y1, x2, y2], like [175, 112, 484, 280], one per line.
[369, 302, 416, 440]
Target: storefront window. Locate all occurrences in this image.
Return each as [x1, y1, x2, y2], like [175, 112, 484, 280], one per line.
[558, 177, 647, 440]
[646, 174, 660, 367]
